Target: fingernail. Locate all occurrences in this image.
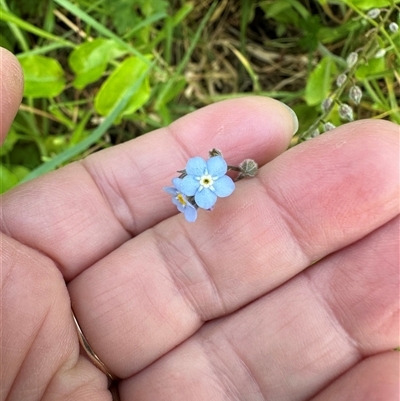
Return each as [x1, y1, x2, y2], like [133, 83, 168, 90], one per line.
[282, 103, 299, 135]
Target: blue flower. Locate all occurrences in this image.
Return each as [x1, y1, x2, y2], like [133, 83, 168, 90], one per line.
[180, 156, 235, 209]
[163, 178, 198, 222]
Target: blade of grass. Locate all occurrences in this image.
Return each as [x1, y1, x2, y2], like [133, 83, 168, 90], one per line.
[0, 7, 73, 47]
[362, 80, 386, 107]
[123, 11, 167, 40]
[69, 111, 93, 146]
[21, 62, 155, 183]
[224, 41, 261, 92]
[53, 0, 152, 66]
[384, 75, 400, 122]
[171, 3, 194, 26]
[147, 3, 194, 52]
[0, 0, 29, 51]
[240, 0, 254, 55]
[17, 42, 73, 56]
[155, 0, 218, 110]
[163, 15, 173, 65]
[42, 0, 56, 43]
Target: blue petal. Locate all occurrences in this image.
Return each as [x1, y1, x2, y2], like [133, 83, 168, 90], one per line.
[213, 175, 235, 197]
[164, 186, 178, 195]
[186, 157, 207, 176]
[181, 175, 200, 196]
[177, 204, 186, 213]
[207, 155, 227, 177]
[195, 188, 217, 209]
[172, 177, 183, 191]
[184, 204, 197, 222]
[172, 197, 186, 213]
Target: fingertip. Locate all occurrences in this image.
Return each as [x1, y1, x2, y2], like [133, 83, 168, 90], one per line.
[169, 96, 299, 167]
[0, 47, 24, 144]
[270, 97, 299, 135]
[242, 95, 299, 138]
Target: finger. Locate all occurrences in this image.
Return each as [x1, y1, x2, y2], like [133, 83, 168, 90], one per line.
[309, 352, 399, 401]
[1, 97, 297, 280]
[1, 233, 109, 400]
[68, 120, 399, 379]
[0, 47, 23, 144]
[119, 215, 399, 399]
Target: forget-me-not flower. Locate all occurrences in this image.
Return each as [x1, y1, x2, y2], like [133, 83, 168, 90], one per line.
[180, 155, 235, 210]
[163, 178, 198, 222]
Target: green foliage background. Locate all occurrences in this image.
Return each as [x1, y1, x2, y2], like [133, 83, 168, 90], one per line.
[1, 0, 399, 192]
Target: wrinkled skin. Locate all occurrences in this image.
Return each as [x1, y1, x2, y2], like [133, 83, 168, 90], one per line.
[1, 47, 399, 401]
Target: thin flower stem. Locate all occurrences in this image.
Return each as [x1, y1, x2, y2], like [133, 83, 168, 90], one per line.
[296, 4, 397, 143]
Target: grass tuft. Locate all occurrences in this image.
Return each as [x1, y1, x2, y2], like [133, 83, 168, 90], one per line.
[1, 0, 399, 192]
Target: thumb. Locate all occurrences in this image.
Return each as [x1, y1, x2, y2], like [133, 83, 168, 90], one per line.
[0, 47, 24, 145]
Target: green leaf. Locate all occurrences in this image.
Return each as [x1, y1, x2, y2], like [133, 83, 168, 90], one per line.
[171, 3, 194, 26]
[53, 0, 151, 66]
[21, 61, 155, 183]
[94, 56, 151, 122]
[298, 15, 322, 52]
[291, 103, 319, 135]
[9, 141, 41, 169]
[0, 127, 19, 156]
[44, 135, 68, 154]
[355, 58, 386, 80]
[261, 0, 309, 27]
[263, 1, 298, 24]
[345, 0, 394, 9]
[69, 39, 126, 89]
[0, 33, 13, 51]
[18, 55, 65, 98]
[305, 56, 337, 106]
[0, 164, 30, 193]
[123, 11, 167, 39]
[11, 165, 30, 181]
[100, 0, 168, 35]
[318, 20, 363, 44]
[157, 77, 187, 105]
[69, 111, 93, 146]
[139, 0, 169, 16]
[0, 165, 19, 194]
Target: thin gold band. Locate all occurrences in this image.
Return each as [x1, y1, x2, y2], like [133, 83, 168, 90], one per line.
[71, 310, 119, 382]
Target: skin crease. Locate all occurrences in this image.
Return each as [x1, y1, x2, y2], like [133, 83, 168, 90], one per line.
[1, 47, 399, 400]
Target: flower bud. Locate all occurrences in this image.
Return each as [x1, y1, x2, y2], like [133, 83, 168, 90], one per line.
[339, 103, 354, 121]
[177, 169, 187, 178]
[310, 128, 320, 138]
[238, 159, 258, 178]
[367, 8, 381, 19]
[349, 85, 363, 105]
[389, 22, 399, 33]
[209, 148, 222, 158]
[321, 97, 333, 112]
[374, 48, 386, 58]
[336, 73, 347, 87]
[323, 122, 336, 132]
[346, 52, 358, 68]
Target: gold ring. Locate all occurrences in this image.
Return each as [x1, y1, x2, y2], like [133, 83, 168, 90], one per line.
[71, 309, 119, 382]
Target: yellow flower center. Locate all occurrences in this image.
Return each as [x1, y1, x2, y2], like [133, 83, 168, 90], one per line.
[176, 193, 187, 206]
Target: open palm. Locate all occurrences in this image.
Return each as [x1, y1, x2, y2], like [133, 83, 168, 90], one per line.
[2, 48, 399, 401]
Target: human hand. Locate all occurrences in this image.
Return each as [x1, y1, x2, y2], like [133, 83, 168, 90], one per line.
[1, 47, 399, 400]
